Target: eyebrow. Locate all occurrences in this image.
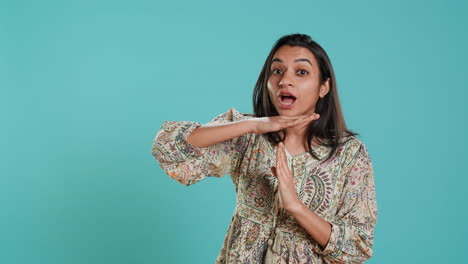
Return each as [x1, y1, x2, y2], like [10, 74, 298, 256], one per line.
[272, 58, 313, 66]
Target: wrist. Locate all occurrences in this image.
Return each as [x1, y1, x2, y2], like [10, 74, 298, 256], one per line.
[243, 119, 257, 134]
[286, 200, 307, 216]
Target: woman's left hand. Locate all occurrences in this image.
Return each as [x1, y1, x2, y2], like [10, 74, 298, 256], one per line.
[271, 142, 302, 212]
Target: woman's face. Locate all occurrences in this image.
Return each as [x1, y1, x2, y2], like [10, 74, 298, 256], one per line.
[267, 45, 329, 116]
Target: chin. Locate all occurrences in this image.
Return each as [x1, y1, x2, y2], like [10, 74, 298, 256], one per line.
[277, 109, 299, 116]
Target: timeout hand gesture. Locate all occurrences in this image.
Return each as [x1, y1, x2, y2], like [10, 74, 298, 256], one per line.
[250, 114, 320, 134]
[271, 142, 303, 211]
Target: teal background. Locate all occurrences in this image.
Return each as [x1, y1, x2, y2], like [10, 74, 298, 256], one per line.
[3, 0, 467, 263]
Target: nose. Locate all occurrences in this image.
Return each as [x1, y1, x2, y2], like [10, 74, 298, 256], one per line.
[278, 71, 294, 88]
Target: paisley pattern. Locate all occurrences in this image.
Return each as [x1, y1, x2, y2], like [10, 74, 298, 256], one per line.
[152, 108, 378, 263]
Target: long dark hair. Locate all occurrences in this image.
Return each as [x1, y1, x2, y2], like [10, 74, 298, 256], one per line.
[252, 33, 358, 162]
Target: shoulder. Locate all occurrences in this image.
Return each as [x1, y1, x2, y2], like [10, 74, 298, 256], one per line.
[338, 135, 371, 164]
[208, 107, 255, 124]
[342, 135, 362, 148]
[229, 107, 256, 121]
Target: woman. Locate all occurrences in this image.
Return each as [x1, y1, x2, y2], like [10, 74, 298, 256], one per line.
[152, 33, 378, 263]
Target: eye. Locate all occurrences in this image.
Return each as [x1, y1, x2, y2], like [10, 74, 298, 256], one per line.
[297, 69, 309, 75]
[271, 69, 283, 75]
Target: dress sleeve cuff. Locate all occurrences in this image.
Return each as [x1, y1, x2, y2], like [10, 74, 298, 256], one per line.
[161, 120, 205, 159]
[313, 220, 345, 257]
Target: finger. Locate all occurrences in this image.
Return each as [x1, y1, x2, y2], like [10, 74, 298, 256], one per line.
[276, 143, 282, 167]
[275, 115, 317, 128]
[275, 147, 285, 182]
[295, 113, 318, 118]
[276, 143, 287, 177]
[278, 143, 292, 176]
[275, 114, 315, 121]
[276, 117, 307, 123]
[277, 143, 288, 172]
[280, 118, 313, 129]
[276, 143, 284, 170]
[302, 114, 319, 121]
[276, 115, 305, 120]
[283, 114, 316, 121]
[296, 114, 318, 119]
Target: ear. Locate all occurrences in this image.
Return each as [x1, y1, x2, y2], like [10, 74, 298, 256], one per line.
[319, 78, 330, 98]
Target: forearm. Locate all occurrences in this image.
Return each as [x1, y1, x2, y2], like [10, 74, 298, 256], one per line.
[186, 119, 254, 148]
[289, 203, 332, 250]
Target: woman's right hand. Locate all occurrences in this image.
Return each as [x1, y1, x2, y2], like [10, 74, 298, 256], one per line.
[249, 114, 320, 135]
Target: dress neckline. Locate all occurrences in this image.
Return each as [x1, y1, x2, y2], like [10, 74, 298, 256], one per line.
[283, 143, 324, 158]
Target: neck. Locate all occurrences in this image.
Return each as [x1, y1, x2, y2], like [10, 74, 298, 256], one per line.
[279, 127, 308, 150]
[280, 126, 321, 149]
[284, 126, 307, 139]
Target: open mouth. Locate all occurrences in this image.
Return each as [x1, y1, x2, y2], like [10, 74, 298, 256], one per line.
[279, 93, 296, 108]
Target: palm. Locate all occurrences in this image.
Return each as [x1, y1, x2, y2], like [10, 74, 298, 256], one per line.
[251, 114, 319, 134]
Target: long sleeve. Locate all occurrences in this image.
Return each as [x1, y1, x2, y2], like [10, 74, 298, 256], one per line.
[151, 108, 251, 186]
[313, 143, 378, 263]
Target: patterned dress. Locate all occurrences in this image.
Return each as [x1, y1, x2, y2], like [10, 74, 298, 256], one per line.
[151, 108, 378, 264]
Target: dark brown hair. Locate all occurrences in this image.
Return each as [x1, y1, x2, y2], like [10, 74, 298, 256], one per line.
[252, 33, 357, 162]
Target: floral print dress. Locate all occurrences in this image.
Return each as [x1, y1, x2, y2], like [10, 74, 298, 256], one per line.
[151, 108, 378, 264]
